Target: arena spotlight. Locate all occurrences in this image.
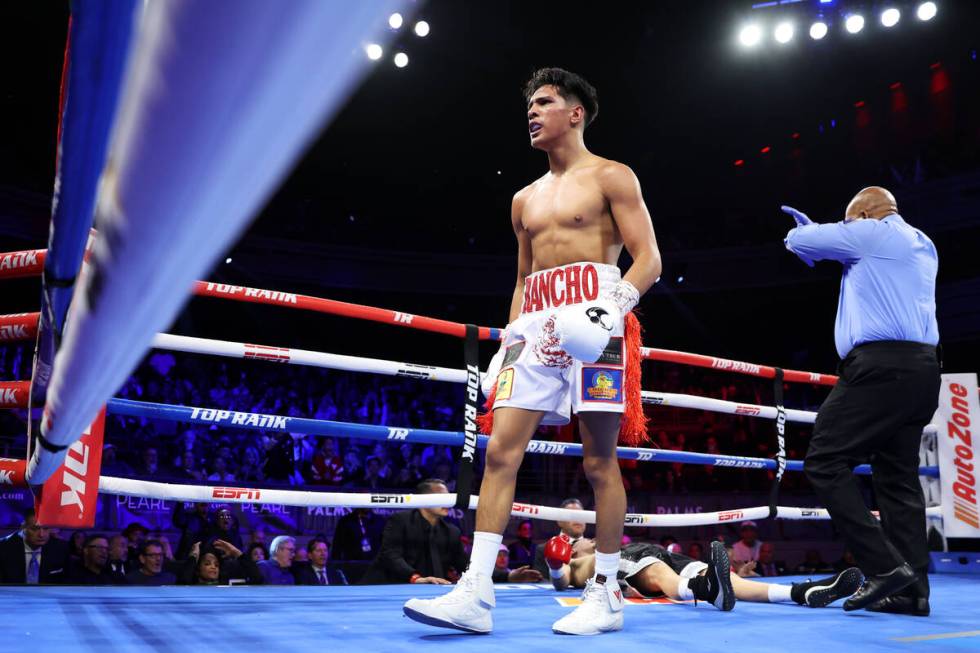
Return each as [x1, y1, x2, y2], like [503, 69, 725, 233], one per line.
[365, 43, 383, 60]
[414, 20, 430, 37]
[916, 2, 937, 21]
[809, 21, 829, 40]
[388, 12, 403, 29]
[880, 8, 901, 27]
[393, 52, 409, 68]
[739, 24, 762, 47]
[774, 21, 794, 44]
[845, 14, 865, 33]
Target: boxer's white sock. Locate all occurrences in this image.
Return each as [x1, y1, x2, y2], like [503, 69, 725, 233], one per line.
[767, 584, 793, 603]
[677, 578, 694, 600]
[594, 550, 620, 583]
[469, 531, 503, 576]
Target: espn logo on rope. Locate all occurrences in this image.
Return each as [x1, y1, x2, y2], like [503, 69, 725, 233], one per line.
[625, 514, 648, 525]
[213, 487, 262, 501]
[718, 510, 744, 522]
[734, 405, 762, 416]
[512, 503, 539, 515]
[947, 381, 978, 530]
[371, 494, 407, 504]
[244, 344, 290, 363]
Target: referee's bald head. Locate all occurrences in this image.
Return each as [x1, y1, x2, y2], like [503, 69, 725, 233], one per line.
[845, 186, 898, 222]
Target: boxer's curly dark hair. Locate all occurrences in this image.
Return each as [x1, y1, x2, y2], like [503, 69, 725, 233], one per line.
[523, 67, 599, 127]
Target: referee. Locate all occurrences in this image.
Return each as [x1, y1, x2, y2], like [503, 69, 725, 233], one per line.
[781, 186, 940, 616]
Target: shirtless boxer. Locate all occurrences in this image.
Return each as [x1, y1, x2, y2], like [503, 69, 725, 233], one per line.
[404, 67, 662, 636]
[547, 538, 863, 611]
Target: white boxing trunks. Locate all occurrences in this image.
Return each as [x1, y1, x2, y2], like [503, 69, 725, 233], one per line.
[492, 261, 629, 425]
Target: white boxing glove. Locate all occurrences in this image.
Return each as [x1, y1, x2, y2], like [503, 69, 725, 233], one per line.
[553, 300, 621, 364]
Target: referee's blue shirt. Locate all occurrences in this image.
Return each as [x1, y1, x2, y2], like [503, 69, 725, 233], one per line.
[784, 213, 939, 359]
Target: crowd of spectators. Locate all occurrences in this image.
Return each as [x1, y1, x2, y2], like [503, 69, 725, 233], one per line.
[2, 491, 856, 587]
[100, 351, 463, 492]
[90, 347, 829, 500]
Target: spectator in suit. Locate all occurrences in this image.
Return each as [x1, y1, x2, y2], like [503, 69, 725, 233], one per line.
[532, 498, 588, 577]
[181, 539, 262, 585]
[332, 509, 384, 562]
[755, 543, 788, 577]
[361, 479, 542, 585]
[106, 534, 130, 581]
[257, 535, 296, 585]
[0, 510, 69, 584]
[125, 540, 177, 585]
[293, 537, 348, 585]
[508, 520, 535, 569]
[68, 534, 113, 585]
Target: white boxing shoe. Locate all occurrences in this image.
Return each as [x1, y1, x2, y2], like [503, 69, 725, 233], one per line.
[552, 577, 624, 636]
[403, 571, 495, 634]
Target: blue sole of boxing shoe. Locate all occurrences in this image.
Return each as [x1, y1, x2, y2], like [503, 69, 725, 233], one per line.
[402, 606, 491, 634]
[804, 568, 864, 608]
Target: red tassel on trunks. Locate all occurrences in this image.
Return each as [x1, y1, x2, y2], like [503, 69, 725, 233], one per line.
[619, 311, 649, 446]
[476, 385, 496, 435]
[477, 311, 648, 445]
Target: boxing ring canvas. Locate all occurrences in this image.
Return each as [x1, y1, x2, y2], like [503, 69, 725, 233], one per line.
[3, 577, 978, 652]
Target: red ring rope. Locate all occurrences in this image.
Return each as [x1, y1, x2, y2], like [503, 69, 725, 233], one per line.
[0, 245, 840, 385]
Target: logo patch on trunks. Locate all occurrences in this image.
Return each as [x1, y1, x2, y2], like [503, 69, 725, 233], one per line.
[501, 341, 526, 368]
[496, 368, 514, 400]
[582, 367, 623, 402]
[596, 337, 624, 366]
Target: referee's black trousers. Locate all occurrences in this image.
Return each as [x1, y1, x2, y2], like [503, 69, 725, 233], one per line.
[804, 341, 940, 591]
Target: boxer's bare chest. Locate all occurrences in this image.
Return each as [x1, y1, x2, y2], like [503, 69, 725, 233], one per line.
[521, 169, 619, 269]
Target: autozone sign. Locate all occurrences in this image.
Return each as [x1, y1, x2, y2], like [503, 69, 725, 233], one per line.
[935, 374, 980, 537]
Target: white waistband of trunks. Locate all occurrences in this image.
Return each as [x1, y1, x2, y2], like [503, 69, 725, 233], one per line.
[520, 261, 622, 315]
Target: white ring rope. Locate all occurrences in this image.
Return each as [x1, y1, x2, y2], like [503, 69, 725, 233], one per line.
[98, 475, 941, 528]
[151, 332, 939, 436]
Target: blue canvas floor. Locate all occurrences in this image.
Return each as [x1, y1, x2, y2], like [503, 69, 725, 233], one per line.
[1, 575, 978, 653]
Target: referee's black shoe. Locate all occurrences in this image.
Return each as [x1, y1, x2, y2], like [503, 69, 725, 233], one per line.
[866, 593, 930, 616]
[791, 567, 863, 608]
[843, 563, 916, 612]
